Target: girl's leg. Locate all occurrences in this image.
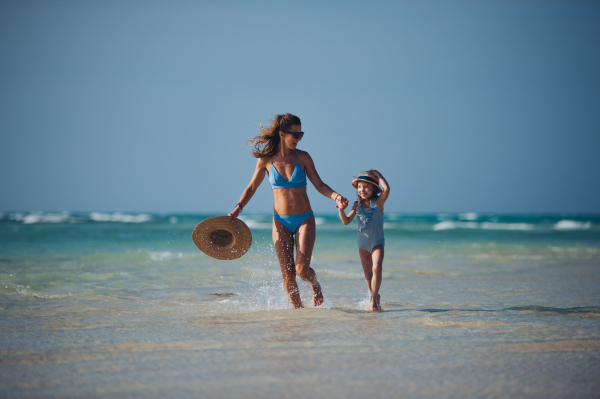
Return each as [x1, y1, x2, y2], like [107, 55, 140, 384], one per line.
[359, 246, 384, 311]
[359, 248, 374, 293]
[370, 245, 384, 311]
[273, 219, 302, 308]
[295, 216, 323, 306]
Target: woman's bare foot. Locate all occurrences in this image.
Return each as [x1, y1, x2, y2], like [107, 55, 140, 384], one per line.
[312, 281, 324, 306]
[370, 294, 381, 311]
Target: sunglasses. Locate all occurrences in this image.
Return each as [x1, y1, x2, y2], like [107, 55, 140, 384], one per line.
[282, 131, 304, 140]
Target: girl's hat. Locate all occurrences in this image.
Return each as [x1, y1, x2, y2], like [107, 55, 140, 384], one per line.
[352, 171, 381, 194]
[192, 216, 252, 260]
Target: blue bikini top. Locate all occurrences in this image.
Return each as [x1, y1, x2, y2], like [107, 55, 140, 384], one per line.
[269, 151, 307, 189]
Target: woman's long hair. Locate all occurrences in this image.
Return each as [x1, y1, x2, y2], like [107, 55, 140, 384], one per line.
[247, 114, 301, 158]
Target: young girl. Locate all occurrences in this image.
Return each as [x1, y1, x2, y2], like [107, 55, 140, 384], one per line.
[338, 170, 390, 311]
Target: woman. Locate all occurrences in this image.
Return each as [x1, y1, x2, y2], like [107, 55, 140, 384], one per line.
[229, 114, 348, 308]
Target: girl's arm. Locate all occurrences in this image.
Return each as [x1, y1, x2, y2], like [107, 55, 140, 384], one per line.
[338, 201, 358, 225]
[302, 151, 349, 209]
[369, 169, 390, 211]
[228, 158, 268, 221]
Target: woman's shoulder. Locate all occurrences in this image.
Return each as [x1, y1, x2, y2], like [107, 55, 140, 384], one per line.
[297, 149, 314, 165]
[255, 156, 270, 168]
[297, 149, 311, 158]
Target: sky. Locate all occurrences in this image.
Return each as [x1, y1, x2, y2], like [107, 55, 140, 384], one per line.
[1, 0, 599, 215]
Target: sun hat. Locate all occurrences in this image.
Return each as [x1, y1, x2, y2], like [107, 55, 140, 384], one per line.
[192, 216, 252, 260]
[352, 171, 381, 194]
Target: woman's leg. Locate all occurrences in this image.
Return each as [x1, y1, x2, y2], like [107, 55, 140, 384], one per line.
[294, 216, 323, 306]
[273, 218, 302, 308]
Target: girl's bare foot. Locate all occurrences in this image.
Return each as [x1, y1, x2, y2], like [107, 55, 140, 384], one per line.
[312, 281, 324, 306]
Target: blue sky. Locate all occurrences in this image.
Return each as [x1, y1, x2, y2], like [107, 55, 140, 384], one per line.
[1, 1, 599, 214]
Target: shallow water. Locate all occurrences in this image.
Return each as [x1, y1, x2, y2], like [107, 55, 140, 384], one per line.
[1, 212, 599, 398]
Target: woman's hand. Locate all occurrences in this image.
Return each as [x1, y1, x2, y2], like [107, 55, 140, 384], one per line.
[228, 204, 242, 222]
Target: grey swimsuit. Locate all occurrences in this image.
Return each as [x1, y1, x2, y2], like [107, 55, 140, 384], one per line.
[356, 198, 385, 253]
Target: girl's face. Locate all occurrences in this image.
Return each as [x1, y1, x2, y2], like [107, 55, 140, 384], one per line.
[280, 124, 302, 150]
[357, 182, 374, 200]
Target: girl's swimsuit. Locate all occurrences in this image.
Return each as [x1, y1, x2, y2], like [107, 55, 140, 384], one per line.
[269, 150, 313, 233]
[356, 198, 385, 253]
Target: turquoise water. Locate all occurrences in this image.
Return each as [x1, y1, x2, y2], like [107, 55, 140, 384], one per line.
[1, 211, 599, 398]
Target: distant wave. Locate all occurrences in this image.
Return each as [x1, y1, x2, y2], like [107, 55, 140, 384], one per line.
[1, 213, 596, 232]
[458, 212, 478, 221]
[9, 212, 74, 224]
[433, 221, 534, 231]
[480, 222, 534, 231]
[89, 212, 151, 223]
[1, 211, 152, 224]
[238, 216, 272, 230]
[553, 220, 591, 230]
[432, 221, 479, 231]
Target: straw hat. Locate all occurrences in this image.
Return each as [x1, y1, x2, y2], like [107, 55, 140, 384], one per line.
[192, 216, 252, 260]
[352, 171, 381, 194]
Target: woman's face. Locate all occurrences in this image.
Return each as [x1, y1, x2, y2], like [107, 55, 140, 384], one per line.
[280, 124, 302, 150]
[357, 182, 374, 200]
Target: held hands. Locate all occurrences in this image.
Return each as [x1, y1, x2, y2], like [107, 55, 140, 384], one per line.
[335, 194, 349, 210]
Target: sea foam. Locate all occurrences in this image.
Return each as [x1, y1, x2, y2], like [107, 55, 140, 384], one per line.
[553, 220, 591, 230]
[89, 212, 151, 223]
[432, 221, 534, 231]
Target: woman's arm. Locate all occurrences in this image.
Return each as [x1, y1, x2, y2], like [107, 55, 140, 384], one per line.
[228, 158, 267, 221]
[338, 201, 358, 225]
[369, 169, 390, 211]
[302, 151, 349, 209]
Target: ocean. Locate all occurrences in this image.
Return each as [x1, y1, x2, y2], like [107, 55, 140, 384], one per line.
[1, 211, 599, 398]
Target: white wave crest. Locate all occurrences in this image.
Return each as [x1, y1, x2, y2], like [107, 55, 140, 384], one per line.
[432, 221, 479, 231]
[553, 220, 591, 230]
[480, 222, 534, 231]
[90, 212, 151, 223]
[459, 212, 478, 221]
[20, 212, 72, 224]
[433, 221, 534, 231]
[238, 216, 272, 229]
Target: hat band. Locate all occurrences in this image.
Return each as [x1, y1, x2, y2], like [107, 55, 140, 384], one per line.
[358, 176, 379, 186]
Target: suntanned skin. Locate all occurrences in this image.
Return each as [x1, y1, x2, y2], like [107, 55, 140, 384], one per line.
[338, 170, 390, 311]
[229, 124, 349, 308]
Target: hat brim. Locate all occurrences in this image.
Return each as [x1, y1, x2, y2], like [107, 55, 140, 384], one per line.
[352, 178, 382, 194]
[192, 216, 252, 260]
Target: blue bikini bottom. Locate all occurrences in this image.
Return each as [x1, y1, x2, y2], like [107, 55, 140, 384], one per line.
[273, 211, 314, 234]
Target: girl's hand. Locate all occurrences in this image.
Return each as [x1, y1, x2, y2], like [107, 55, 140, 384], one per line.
[369, 169, 382, 178]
